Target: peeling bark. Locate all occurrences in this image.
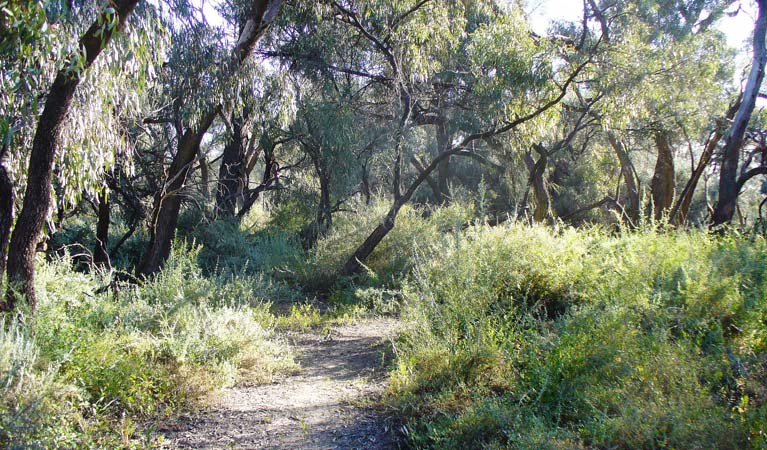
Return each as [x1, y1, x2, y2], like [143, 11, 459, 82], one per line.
[650, 131, 675, 220]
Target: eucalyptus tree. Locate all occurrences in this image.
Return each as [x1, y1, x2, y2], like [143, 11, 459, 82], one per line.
[292, 84, 366, 245]
[0, 0, 160, 310]
[270, 0, 597, 275]
[712, 0, 767, 227]
[138, 0, 282, 276]
[322, 0, 596, 276]
[214, 64, 297, 219]
[575, 0, 735, 225]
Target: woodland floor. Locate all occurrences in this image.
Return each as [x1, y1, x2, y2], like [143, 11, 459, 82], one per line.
[159, 317, 402, 449]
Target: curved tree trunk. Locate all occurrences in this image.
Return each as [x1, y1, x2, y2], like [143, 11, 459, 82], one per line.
[523, 146, 551, 223]
[4, 0, 139, 311]
[712, 0, 767, 227]
[608, 133, 640, 226]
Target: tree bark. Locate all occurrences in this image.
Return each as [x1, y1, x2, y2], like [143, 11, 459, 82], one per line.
[607, 133, 640, 226]
[712, 0, 767, 227]
[361, 160, 371, 205]
[523, 145, 551, 223]
[138, 113, 214, 276]
[4, 0, 139, 311]
[670, 97, 740, 224]
[650, 131, 675, 220]
[0, 147, 13, 281]
[93, 190, 110, 267]
[301, 144, 333, 248]
[216, 114, 245, 217]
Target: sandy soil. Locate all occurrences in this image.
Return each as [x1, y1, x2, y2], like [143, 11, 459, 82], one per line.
[159, 318, 402, 450]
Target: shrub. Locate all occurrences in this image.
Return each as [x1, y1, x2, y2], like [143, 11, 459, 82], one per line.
[1, 245, 296, 448]
[390, 223, 767, 449]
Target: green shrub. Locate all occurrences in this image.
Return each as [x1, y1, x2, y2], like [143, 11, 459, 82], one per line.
[1, 245, 296, 448]
[391, 223, 767, 449]
[296, 197, 474, 288]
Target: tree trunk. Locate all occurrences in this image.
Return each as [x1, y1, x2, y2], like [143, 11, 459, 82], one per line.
[523, 146, 550, 223]
[712, 0, 767, 227]
[138, 116, 213, 276]
[301, 148, 333, 248]
[4, 0, 139, 311]
[138, 0, 281, 276]
[650, 131, 675, 220]
[670, 97, 740, 224]
[608, 133, 640, 226]
[361, 161, 371, 205]
[216, 115, 245, 217]
[342, 146, 449, 276]
[0, 149, 13, 281]
[237, 143, 277, 220]
[342, 202, 400, 276]
[93, 190, 110, 267]
[436, 123, 451, 203]
[199, 153, 210, 201]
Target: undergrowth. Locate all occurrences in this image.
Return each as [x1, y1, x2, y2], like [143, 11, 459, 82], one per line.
[390, 223, 767, 449]
[0, 246, 296, 449]
[19, 198, 767, 449]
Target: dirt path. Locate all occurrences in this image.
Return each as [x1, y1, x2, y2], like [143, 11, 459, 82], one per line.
[161, 318, 402, 449]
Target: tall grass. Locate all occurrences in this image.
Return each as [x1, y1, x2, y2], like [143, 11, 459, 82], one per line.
[390, 223, 767, 449]
[0, 246, 295, 449]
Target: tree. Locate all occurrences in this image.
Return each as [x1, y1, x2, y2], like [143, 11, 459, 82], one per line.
[138, 0, 282, 276]
[3, 0, 141, 311]
[711, 0, 767, 227]
[333, 1, 595, 275]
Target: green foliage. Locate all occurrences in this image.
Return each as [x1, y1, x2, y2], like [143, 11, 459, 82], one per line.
[390, 224, 767, 449]
[295, 196, 474, 288]
[0, 247, 295, 448]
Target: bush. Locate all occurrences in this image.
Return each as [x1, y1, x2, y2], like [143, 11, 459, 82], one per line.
[295, 196, 474, 289]
[390, 223, 767, 449]
[1, 246, 296, 448]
